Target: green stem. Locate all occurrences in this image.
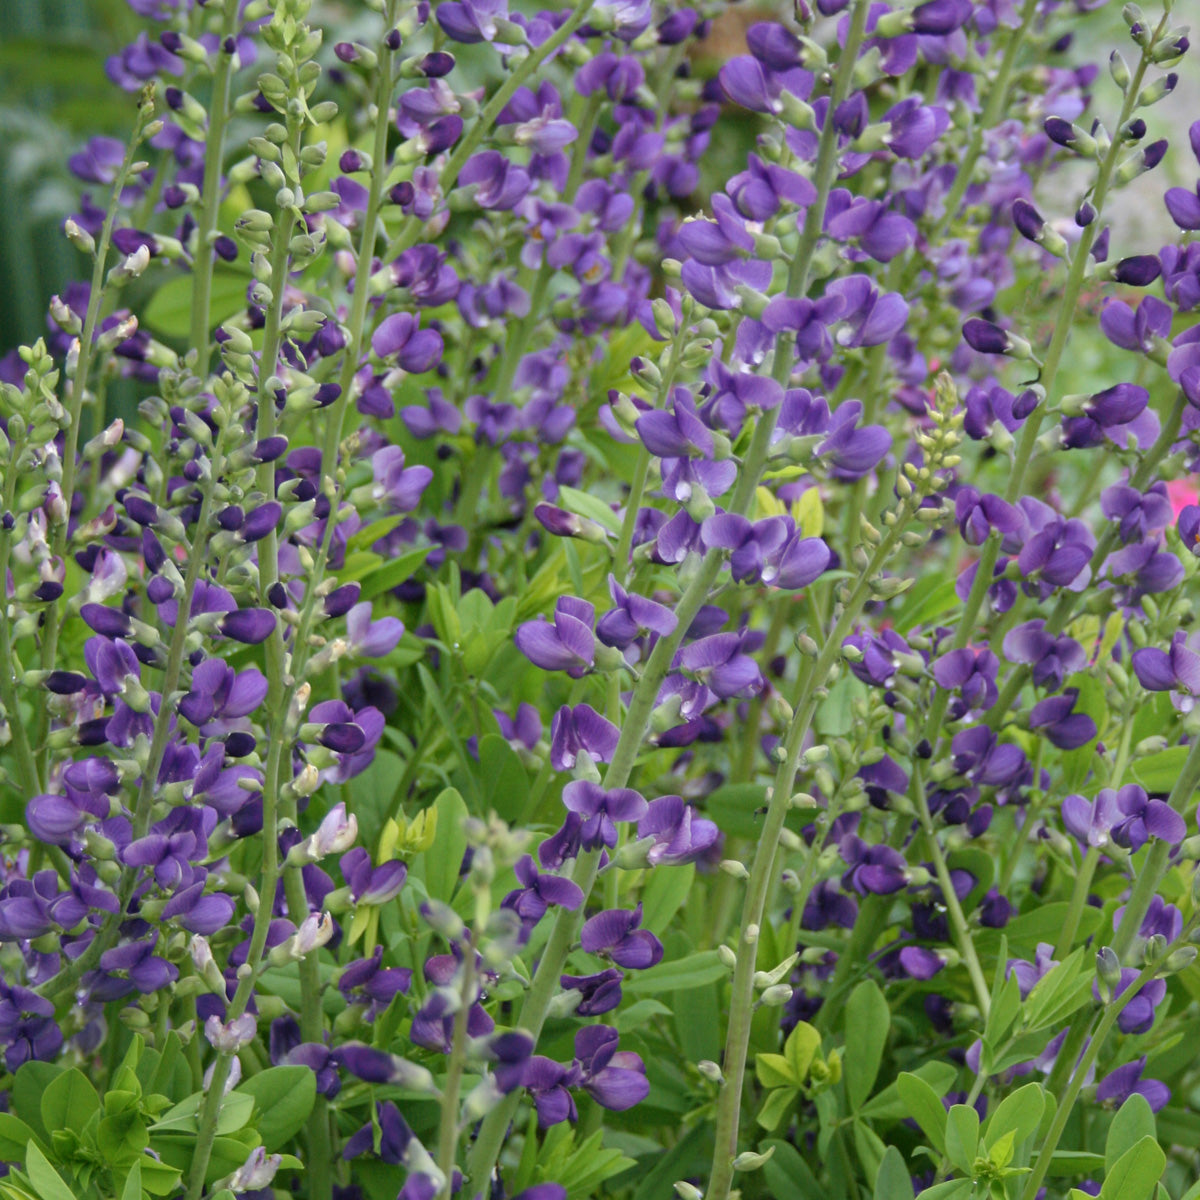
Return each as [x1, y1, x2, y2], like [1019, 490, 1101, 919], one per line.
[189, 0, 240, 370]
[1020, 954, 1177, 1200]
[283, 14, 398, 691]
[707, 506, 908, 1200]
[436, 952, 477, 1200]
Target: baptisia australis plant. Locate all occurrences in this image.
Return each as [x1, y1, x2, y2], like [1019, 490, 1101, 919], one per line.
[5, 0, 1200, 1198]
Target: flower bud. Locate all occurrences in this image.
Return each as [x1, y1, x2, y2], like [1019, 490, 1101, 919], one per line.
[759, 983, 794, 1007]
[733, 1148, 775, 1172]
[1096, 947, 1122, 1001]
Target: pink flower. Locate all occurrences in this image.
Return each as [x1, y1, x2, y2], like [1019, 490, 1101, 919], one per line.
[1166, 477, 1199, 519]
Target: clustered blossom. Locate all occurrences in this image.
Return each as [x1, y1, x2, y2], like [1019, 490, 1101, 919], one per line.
[1, 0, 1198, 1197]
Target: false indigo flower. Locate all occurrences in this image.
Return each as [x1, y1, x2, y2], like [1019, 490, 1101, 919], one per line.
[1003, 622, 1087, 691]
[549, 703, 620, 771]
[580, 904, 663, 968]
[636, 796, 720, 865]
[562, 781, 647, 851]
[516, 596, 595, 676]
[1132, 632, 1200, 710]
[840, 835, 908, 895]
[596, 576, 677, 649]
[1096, 1059, 1169, 1112]
[1028, 690, 1095, 750]
[502, 856, 584, 925]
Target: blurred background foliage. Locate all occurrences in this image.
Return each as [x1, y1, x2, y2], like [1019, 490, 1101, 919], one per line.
[1, 0, 1192, 360]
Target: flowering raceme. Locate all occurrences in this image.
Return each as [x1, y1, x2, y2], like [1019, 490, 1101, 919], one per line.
[2, 1, 1200, 1199]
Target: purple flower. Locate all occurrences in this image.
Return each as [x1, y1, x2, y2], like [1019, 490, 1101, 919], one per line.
[1096, 1059, 1169, 1112]
[559, 968, 623, 1016]
[371, 313, 444, 373]
[346, 601, 405, 657]
[370, 446, 434, 513]
[931, 647, 999, 716]
[580, 904, 663, 968]
[674, 632, 763, 699]
[340, 848, 408, 905]
[950, 726, 1027, 787]
[343, 1101, 413, 1162]
[1101, 482, 1174, 544]
[954, 488, 1022, 547]
[459, 151, 531, 210]
[801, 880, 858, 930]
[549, 704, 620, 772]
[596, 576, 678, 650]
[1132, 632, 1200, 710]
[1002, 621, 1087, 691]
[637, 796, 720, 865]
[515, 596, 595, 676]
[899, 945, 946, 980]
[179, 658, 268, 729]
[572, 1024, 650, 1111]
[839, 835, 908, 895]
[1109, 785, 1186, 853]
[436, 0, 506, 42]
[1028, 689, 1097, 750]
[502, 856, 584, 925]
[562, 781, 647, 851]
[1015, 502, 1094, 589]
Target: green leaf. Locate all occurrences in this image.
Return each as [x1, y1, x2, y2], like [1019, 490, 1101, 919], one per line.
[0, 1112, 40, 1161]
[853, 1119, 887, 1182]
[615, 999, 672, 1034]
[234, 1066, 317, 1150]
[761, 1139, 825, 1200]
[358, 547, 434, 600]
[859, 1061, 958, 1120]
[1046, 1151, 1106, 1177]
[915, 1182, 973, 1200]
[420, 786, 468, 903]
[985, 1082, 1045, 1151]
[703, 783, 770, 839]
[785, 1022, 822, 1082]
[625, 950, 728, 995]
[978, 903, 1102, 956]
[12, 1062, 64, 1144]
[874, 1146, 915, 1200]
[757, 1086, 798, 1131]
[896, 1073, 947, 1155]
[346, 515, 410, 555]
[1099, 1135, 1165, 1200]
[1130, 746, 1190, 793]
[944, 1105, 979, 1176]
[984, 972, 1023, 1047]
[477, 735, 530, 824]
[151, 1091, 254, 1136]
[639, 863, 695, 937]
[843, 980, 889, 1110]
[143, 270, 249, 338]
[892, 575, 958, 632]
[755, 1053, 797, 1090]
[121, 1162, 142, 1200]
[40, 1069, 100, 1137]
[25, 1142, 75, 1200]
[1106, 1095, 1157, 1174]
[556, 485, 623, 535]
